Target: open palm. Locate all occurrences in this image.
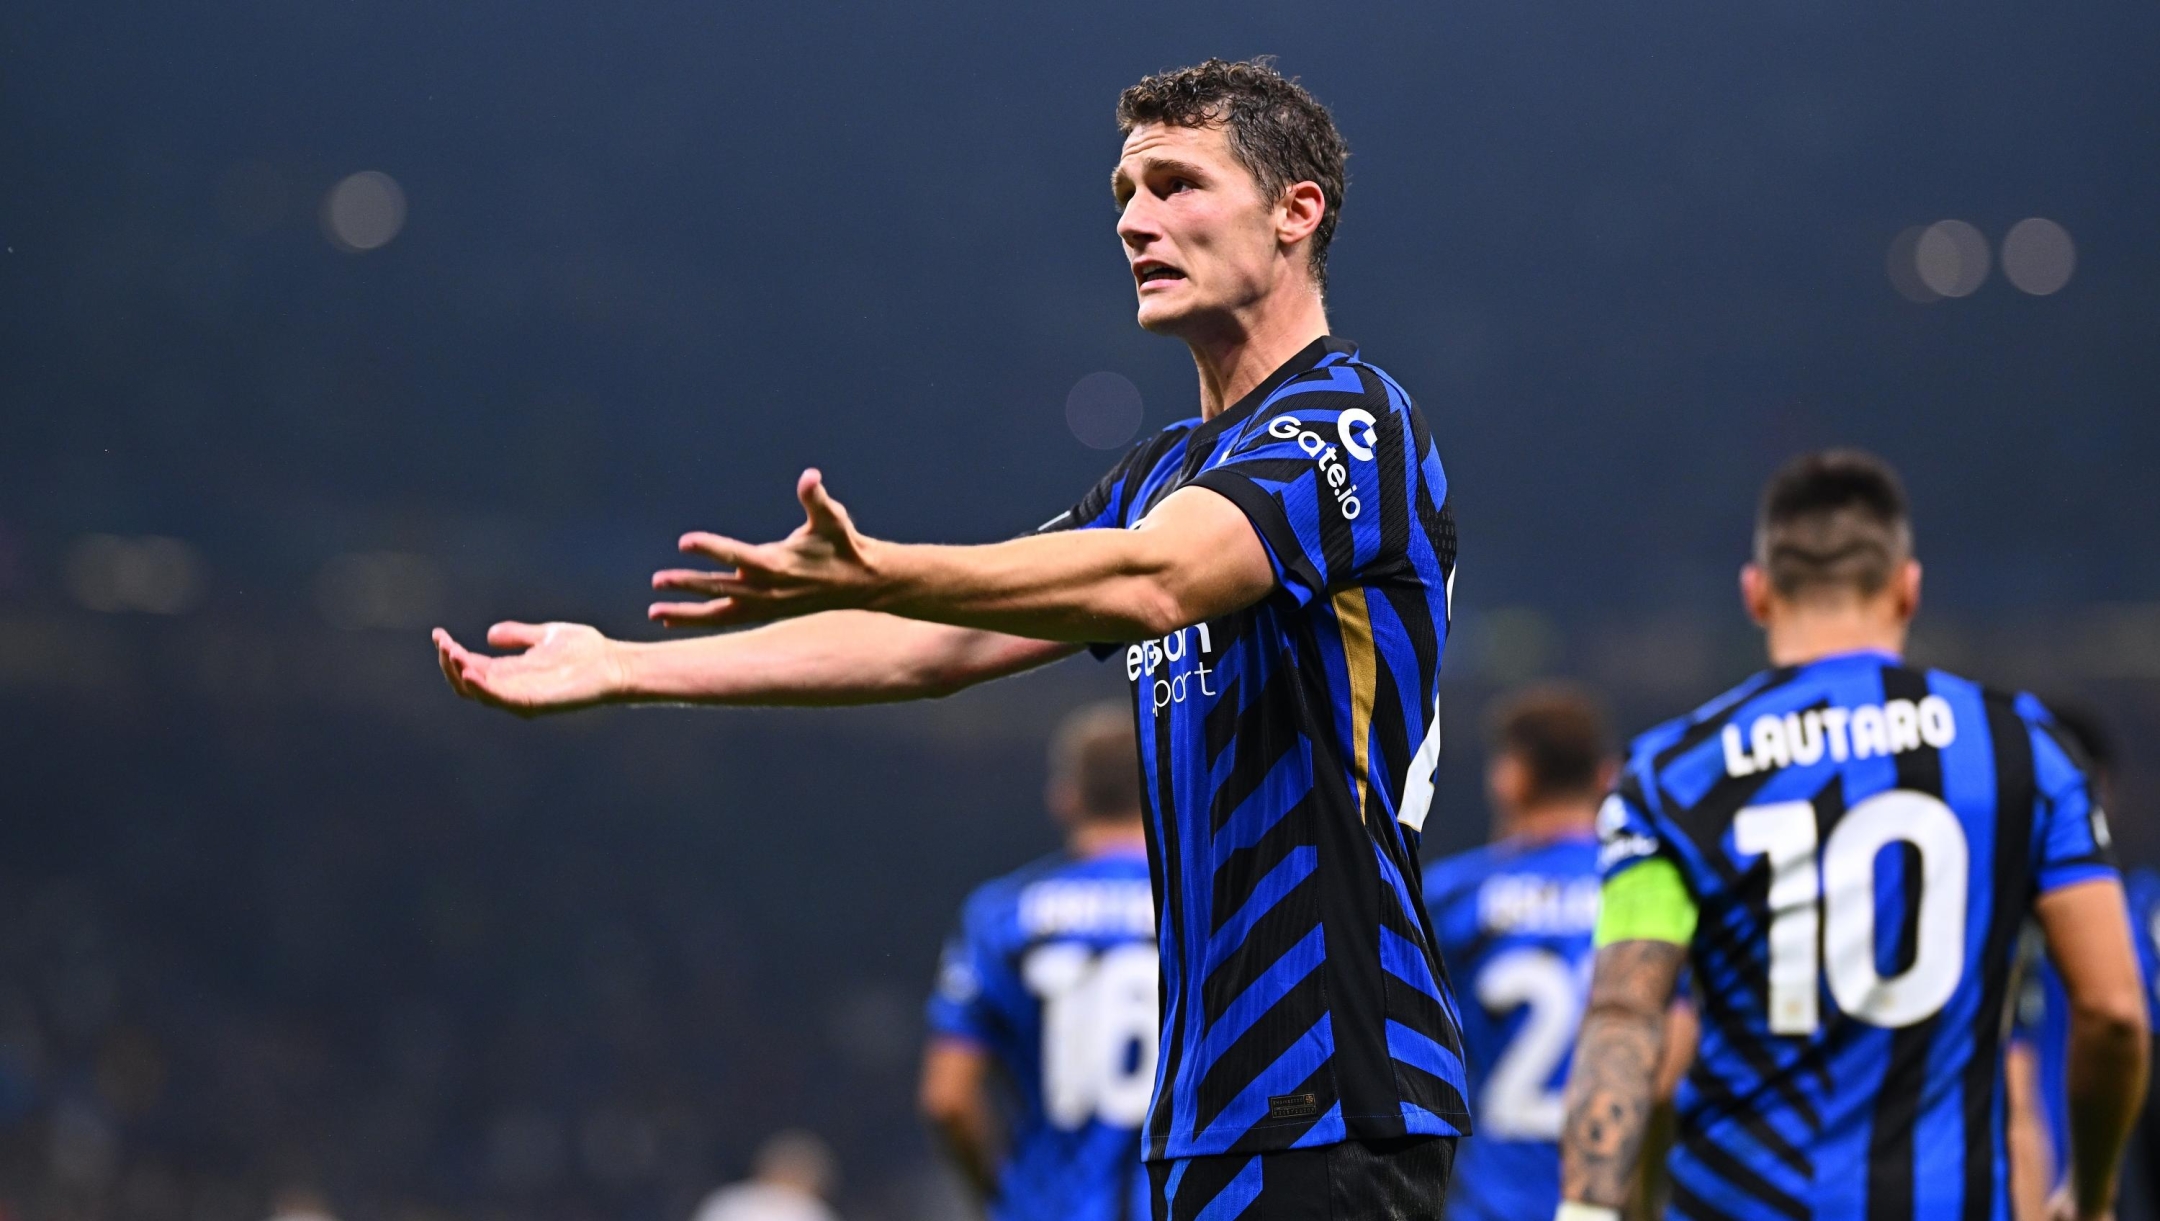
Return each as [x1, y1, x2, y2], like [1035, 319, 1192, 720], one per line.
[433, 621, 625, 716]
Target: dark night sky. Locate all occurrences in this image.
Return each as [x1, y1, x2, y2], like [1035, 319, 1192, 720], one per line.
[5, 0, 2156, 617]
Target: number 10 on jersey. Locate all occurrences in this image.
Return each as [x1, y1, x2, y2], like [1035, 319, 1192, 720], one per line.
[1734, 790, 1970, 1034]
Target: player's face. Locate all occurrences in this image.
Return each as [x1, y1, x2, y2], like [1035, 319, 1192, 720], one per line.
[1113, 122, 1290, 337]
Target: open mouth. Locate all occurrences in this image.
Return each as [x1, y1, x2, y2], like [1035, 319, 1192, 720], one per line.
[1135, 262, 1186, 287]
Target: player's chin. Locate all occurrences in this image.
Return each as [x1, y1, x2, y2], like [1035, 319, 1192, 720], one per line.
[1133, 297, 1196, 335]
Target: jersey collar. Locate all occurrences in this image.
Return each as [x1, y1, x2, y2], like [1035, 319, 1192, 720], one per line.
[1184, 334, 1351, 456]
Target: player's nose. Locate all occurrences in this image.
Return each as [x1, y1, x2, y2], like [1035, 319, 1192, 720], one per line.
[1116, 197, 1161, 248]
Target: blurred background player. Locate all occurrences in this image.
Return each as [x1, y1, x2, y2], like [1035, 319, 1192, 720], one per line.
[1558, 450, 2150, 1221]
[920, 703, 1155, 1221]
[690, 1130, 842, 1221]
[1426, 686, 1695, 1221]
[2006, 707, 2160, 1220]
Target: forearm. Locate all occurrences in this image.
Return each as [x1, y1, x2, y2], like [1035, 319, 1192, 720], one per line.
[929, 1106, 1001, 1205]
[1562, 1004, 1668, 1209]
[2004, 1045, 2051, 1221]
[617, 611, 1068, 706]
[858, 487, 1273, 643]
[868, 532, 1191, 643]
[2064, 1007, 2149, 1216]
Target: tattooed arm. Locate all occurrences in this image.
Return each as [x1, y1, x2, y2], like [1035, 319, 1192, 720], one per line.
[1560, 939, 1690, 1211]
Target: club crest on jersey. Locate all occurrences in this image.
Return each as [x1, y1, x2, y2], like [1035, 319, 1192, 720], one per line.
[1721, 696, 1957, 778]
[1596, 794, 1659, 869]
[1265, 410, 1373, 520]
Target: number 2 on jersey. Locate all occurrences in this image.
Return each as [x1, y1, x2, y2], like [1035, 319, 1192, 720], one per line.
[1735, 789, 1969, 1034]
[1474, 947, 1585, 1139]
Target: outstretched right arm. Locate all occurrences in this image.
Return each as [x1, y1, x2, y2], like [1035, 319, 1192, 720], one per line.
[433, 611, 1077, 715]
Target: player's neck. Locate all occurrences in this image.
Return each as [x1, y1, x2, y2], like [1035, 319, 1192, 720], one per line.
[1496, 800, 1598, 845]
[1762, 608, 1909, 668]
[1069, 820, 1148, 858]
[1183, 285, 1330, 419]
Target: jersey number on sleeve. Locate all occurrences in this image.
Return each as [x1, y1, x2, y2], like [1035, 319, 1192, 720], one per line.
[1022, 942, 1159, 1130]
[1473, 947, 1585, 1139]
[1735, 790, 1969, 1034]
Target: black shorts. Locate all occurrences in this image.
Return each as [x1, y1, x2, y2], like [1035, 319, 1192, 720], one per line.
[1146, 1136, 1456, 1221]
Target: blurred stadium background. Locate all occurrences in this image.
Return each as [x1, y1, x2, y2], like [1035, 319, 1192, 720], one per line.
[2, 0, 2156, 1217]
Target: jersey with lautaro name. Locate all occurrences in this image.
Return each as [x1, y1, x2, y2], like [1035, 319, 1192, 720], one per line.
[1598, 650, 2115, 1221]
[1425, 834, 1600, 1221]
[927, 849, 1157, 1221]
[1037, 336, 1468, 1160]
[2010, 866, 2160, 1191]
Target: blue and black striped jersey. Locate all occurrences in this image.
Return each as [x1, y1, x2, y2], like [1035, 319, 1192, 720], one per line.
[927, 849, 1156, 1221]
[1039, 336, 1468, 1160]
[1425, 834, 1601, 1221]
[1598, 649, 2116, 1221]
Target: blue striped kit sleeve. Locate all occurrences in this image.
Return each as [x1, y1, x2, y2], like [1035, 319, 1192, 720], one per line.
[1595, 650, 2118, 1220]
[1036, 336, 1469, 1164]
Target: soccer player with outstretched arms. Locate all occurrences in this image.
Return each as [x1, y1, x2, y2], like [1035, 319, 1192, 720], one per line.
[920, 703, 1157, 1221]
[1554, 451, 2150, 1221]
[437, 59, 1469, 1219]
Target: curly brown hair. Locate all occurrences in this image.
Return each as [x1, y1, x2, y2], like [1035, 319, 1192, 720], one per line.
[1117, 57, 1349, 289]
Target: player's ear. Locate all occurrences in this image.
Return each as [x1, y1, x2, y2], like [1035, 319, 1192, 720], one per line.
[1276, 180, 1326, 248]
[1595, 758, 1621, 795]
[1487, 754, 1527, 812]
[1740, 564, 1774, 627]
[1893, 559, 1922, 622]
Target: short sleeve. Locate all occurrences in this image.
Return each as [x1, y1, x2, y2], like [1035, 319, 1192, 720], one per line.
[2030, 719, 2118, 895]
[923, 917, 996, 1045]
[1594, 773, 1672, 884]
[1188, 363, 1428, 608]
[1031, 438, 1153, 538]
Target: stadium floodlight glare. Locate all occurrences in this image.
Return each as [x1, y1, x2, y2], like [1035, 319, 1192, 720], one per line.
[1914, 220, 1990, 299]
[1063, 371, 1145, 449]
[2001, 217, 2076, 296]
[322, 170, 408, 253]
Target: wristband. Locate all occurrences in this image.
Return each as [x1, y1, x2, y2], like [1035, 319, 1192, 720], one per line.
[1554, 1204, 1621, 1221]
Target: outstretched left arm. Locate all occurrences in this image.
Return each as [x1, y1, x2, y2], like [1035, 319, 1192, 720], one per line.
[649, 468, 1274, 641]
[1560, 940, 1689, 1215]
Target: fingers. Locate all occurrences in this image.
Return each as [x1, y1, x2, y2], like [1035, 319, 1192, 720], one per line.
[651, 568, 745, 595]
[647, 596, 793, 630]
[486, 621, 547, 650]
[433, 628, 494, 702]
[797, 467, 850, 538]
[679, 531, 759, 568]
[649, 597, 745, 629]
[433, 628, 472, 697]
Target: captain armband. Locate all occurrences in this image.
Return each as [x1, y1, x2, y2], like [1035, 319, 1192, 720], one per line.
[1592, 856, 1699, 948]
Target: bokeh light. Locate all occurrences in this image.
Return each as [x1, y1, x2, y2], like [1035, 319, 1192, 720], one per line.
[63, 535, 205, 615]
[321, 170, 408, 252]
[2001, 217, 2076, 295]
[313, 551, 444, 630]
[1886, 226, 1940, 303]
[1914, 219, 1989, 298]
[1064, 371, 1144, 449]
